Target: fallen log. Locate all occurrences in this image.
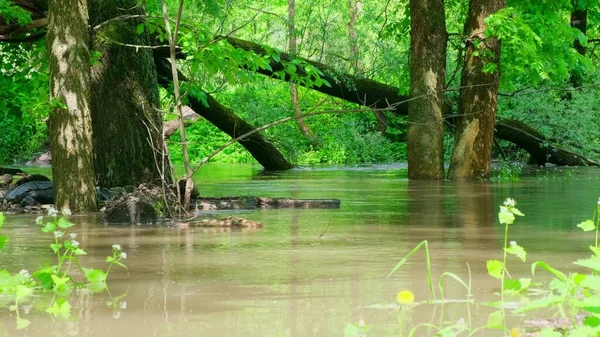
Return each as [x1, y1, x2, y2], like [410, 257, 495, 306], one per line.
[154, 58, 294, 171]
[194, 197, 341, 210]
[209, 37, 598, 166]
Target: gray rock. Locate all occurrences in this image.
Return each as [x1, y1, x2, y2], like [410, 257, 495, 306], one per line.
[4, 181, 55, 206]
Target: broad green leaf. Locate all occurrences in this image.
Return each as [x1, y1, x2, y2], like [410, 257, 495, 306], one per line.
[510, 207, 524, 216]
[505, 244, 527, 262]
[83, 268, 107, 284]
[136, 23, 144, 35]
[50, 243, 61, 253]
[486, 310, 504, 329]
[514, 295, 562, 313]
[567, 325, 597, 337]
[499, 207, 515, 225]
[487, 260, 504, 279]
[578, 219, 596, 231]
[0, 212, 4, 227]
[41, 221, 56, 233]
[574, 258, 600, 273]
[50, 275, 69, 288]
[46, 298, 71, 319]
[57, 217, 74, 229]
[590, 245, 600, 257]
[0, 235, 7, 250]
[503, 279, 522, 292]
[583, 316, 600, 328]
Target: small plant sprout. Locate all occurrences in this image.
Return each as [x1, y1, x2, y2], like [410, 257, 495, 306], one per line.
[576, 197, 600, 249]
[487, 198, 528, 303]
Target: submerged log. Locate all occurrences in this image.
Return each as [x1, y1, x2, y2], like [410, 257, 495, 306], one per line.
[194, 197, 341, 210]
[177, 216, 263, 228]
[154, 58, 294, 171]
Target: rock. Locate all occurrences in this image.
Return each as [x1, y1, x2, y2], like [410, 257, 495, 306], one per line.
[25, 151, 52, 166]
[0, 174, 12, 187]
[101, 184, 176, 224]
[4, 181, 54, 206]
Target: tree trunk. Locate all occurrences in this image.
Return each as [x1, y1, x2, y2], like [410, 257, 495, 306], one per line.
[47, 0, 97, 212]
[570, 0, 587, 88]
[288, 0, 318, 146]
[89, 0, 169, 188]
[154, 58, 294, 170]
[160, 36, 597, 167]
[408, 0, 446, 179]
[448, 0, 504, 180]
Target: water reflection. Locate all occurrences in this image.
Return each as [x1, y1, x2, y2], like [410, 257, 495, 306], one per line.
[1, 164, 599, 336]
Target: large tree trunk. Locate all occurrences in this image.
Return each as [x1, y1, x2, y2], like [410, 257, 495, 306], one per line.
[47, 0, 97, 212]
[89, 0, 169, 188]
[448, 0, 504, 180]
[211, 37, 596, 166]
[154, 59, 294, 170]
[408, 0, 446, 179]
[570, 0, 587, 88]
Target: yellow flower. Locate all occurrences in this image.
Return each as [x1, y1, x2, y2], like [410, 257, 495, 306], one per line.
[396, 290, 415, 304]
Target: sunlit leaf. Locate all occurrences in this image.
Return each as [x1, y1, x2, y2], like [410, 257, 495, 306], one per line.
[577, 219, 596, 232]
[583, 316, 600, 328]
[487, 310, 504, 329]
[0, 235, 7, 250]
[487, 260, 504, 279]
[538, 328, 561, 337]
[57, 217, 74, 229]
[574, 258, 600, 273]
[505, 244, 527, 262]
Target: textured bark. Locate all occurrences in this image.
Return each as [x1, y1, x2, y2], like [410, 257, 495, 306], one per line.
[495, 118, 597, 166]
[448, 0, 504, 180]
[408, 0, 446, 179]
[47, 0, 97, 211]
[570, 1, 587, 88]
[89, 0, 168, 188]
[288, 0, 318, 146]
[154, 59, 294, 170]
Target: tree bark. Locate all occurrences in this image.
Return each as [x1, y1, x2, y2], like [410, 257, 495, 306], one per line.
[210, 37, 596, 167]
[47, 0, 97, 212]
[154, 59, 294, 170]
[89, 0, 169, 188]
[448, 0, 504, 180]
[288, 0, 318, 146]
[570, 0, 587, 88]
[408, 0, 446, 179]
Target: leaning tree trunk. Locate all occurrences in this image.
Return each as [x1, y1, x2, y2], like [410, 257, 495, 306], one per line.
[448, 0, 504, 180]
[154, 58, 294, 170]
[408, 0, 446, 179]
[155, 36, 597, 167]
[47, 0, 97, 212]
[89, 0, 169, 188]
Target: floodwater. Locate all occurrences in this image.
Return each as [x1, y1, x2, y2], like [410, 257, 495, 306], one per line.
[0, 164, 598, 336]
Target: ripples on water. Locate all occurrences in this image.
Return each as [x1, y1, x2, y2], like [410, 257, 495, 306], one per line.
[0, 164, 598, 336]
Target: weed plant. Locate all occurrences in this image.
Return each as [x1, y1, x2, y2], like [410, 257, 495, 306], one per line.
[0, 209, 127, 329]
[386, 198, 600, 336]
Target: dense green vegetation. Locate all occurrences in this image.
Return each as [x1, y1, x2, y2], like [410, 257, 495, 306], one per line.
[3, 0, 600, 168]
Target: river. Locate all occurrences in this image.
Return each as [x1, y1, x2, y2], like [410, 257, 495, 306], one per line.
[0, 164, 597, 336]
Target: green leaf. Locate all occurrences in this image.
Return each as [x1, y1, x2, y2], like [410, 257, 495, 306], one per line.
[578, 219, 596, 231]
[503, 279, 521, 292]
[505, 244, 527, 262]
[510, 207, 524, 216]
[486, 310, 504, 329]
[83, 268, 107, 284]
[574, 258, 600, 273]
[498, 207, 515, 225]
[16, 317, 30, 330]
[57, 217, 74, 229]
[41, 221, 56, 233]
[46, 298, 71, 319]
[136, 23, 144, 35]
[583, 316, 600, 327]
[50, 275, 70, 288]
[0, 235, 7, 250]
[531, 261, 567, 282]
[15, 285, 32, 300]
[0, 212, 5, 228]
[487, 260, 504, 279]
[50, 243, 62, 253]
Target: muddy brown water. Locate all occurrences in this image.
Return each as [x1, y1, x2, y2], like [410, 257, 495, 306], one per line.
[0, 164, 598, 336]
